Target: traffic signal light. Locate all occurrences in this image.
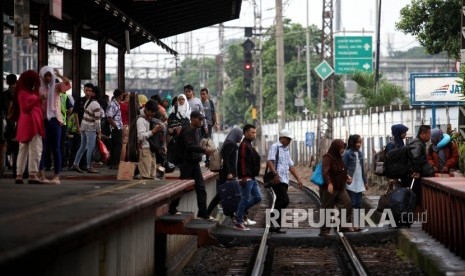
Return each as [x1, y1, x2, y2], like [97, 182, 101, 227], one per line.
[242, 39, 255, 89]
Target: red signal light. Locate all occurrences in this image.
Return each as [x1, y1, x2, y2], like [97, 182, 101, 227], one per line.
[245, 63, 252, 70]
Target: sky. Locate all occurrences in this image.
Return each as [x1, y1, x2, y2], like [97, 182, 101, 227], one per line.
[51, 0, 419, 72]
[160, 0, 419, 58]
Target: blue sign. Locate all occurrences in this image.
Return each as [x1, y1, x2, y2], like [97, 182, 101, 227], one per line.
[306, 132, 314, 147]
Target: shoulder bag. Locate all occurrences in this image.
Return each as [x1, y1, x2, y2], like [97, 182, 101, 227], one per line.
[263, 146, 279, 187]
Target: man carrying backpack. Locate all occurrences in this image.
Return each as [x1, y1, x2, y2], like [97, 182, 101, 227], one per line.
[168, 111, 214, 219]
[385, 124, 409, 189]
[200, 88, 219, 167]
[408, 125, 434, 206]
[136, 100, 163, 179]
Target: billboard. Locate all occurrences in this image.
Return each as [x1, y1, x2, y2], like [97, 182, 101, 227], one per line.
[410, 72, 464, 106]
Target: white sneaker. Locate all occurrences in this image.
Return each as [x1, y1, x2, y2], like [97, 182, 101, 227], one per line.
[244, 218, 257, 226]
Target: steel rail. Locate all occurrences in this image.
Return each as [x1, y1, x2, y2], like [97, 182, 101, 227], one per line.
[251, 181, 276, 276]
[336, 229, 368, 276]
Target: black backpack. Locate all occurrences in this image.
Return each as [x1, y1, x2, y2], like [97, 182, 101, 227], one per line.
[167, 131, 185, 166]
[383, 146, 412, 179]
[148, 120, 164, 154]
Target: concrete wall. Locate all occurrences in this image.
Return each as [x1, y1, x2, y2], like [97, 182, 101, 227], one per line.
[44, 214, 155, 276]
[38, 174, 218, 276]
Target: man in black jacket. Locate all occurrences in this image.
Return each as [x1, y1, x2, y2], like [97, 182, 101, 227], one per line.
[168, 111, 214, 219]
[407, 124, 433, 207]
[235, 124, 262, 231]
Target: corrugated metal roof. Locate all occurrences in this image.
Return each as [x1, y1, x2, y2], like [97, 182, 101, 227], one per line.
[2, 0, 242, 54]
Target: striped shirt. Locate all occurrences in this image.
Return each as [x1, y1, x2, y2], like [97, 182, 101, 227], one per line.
[80, 100, 101, 132]
[106, 99, 122, 130]
[267, 142, 294, 185]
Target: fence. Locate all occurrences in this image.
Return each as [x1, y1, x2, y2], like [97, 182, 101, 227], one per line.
[262, 105, 460, 171]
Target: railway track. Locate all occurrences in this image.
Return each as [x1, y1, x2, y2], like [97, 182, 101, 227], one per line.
[184, 179, 424, 275]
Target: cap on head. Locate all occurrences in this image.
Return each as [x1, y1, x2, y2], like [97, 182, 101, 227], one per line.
[279, 129, 293, 140]
[190, 110, 204, 120]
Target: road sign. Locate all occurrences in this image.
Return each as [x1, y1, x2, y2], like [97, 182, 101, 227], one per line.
[315, 60, 334, 80]
[306, 132, 314, 147]
[334, 36, 373, 74]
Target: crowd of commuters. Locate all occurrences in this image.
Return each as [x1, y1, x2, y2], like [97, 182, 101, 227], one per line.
[2, 71, 464, 233]
[318, 123, 460, 235]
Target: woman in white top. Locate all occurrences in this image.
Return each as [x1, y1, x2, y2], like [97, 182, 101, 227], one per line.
[342, 134, 368, 209]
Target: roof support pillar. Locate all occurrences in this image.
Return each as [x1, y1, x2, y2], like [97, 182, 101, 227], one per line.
[71, 24, 82, 101]
[38, 4, 49, 69]
[0, 4, 3, 79]
[118, 49, 126, 91]
[98, 38, 108, 92]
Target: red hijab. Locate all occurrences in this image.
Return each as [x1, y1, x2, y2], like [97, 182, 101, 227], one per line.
[16, 70, 40, 96]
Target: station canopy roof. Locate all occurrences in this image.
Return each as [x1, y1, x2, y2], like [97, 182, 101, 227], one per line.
[2, 0, 242, 55]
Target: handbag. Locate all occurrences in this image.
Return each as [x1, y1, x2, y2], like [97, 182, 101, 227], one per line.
[204, 139, 222, 172]
[117, 161, 137, 180]
[263, 146, 279, 187]
[377, 187, 393, 212]
[98, 139, 110, 162]
[310, 161, 324, 186]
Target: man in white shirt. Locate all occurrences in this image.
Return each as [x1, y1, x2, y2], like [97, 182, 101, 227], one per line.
[183, 84, 208, 138]
[137, 100, 163, 179]
[266, 129, 303, 234]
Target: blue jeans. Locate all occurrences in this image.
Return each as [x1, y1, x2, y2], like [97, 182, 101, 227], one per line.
[347, 190, 363, 209]
[236, 179, 262, 224]
[40, 118, 62, 174]
[73, 131, 97, 170]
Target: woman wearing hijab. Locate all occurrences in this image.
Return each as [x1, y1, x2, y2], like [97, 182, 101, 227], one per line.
[427, 128, 459, 174]
[167, 94, 191, 136]
[38, 66, 71, 184]
[206, 127, 243, 218]
[320, 139, 354, 235]
[15, 70, 46, 184]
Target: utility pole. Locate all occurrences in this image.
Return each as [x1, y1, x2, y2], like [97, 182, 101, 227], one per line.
[335, 0, 341, 32]
[374, 0, 382, 94]
[217, 23, 224, 126]
[253, 0, 265, 155]
[306, 0, 312, 103]
[316, 0, 334, 160]
[459, 0, 465, 139]
[275, 0, 286, 129]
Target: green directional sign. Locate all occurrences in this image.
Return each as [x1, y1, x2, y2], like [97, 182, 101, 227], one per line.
[315, 60, 334, 80]
[334, 36, 373, 74]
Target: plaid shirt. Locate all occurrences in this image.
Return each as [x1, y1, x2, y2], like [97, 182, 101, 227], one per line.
[106, 99, 122, 130]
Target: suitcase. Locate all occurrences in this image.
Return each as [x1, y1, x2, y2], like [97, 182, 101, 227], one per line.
[218, 180, 241, 216]
[389, 179, 416, 228]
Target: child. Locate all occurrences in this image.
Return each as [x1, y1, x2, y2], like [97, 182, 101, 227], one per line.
[342, 134, 368, 209]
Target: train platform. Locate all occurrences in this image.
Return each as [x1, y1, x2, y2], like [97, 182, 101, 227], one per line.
[0, 165, 218, 275]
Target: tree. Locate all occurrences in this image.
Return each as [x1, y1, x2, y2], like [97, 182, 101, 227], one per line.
[260, 20, 342, 120]
[351, 72, 408, 107]
[395, 0, 461, 60]
[171, 57, 219, 97]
